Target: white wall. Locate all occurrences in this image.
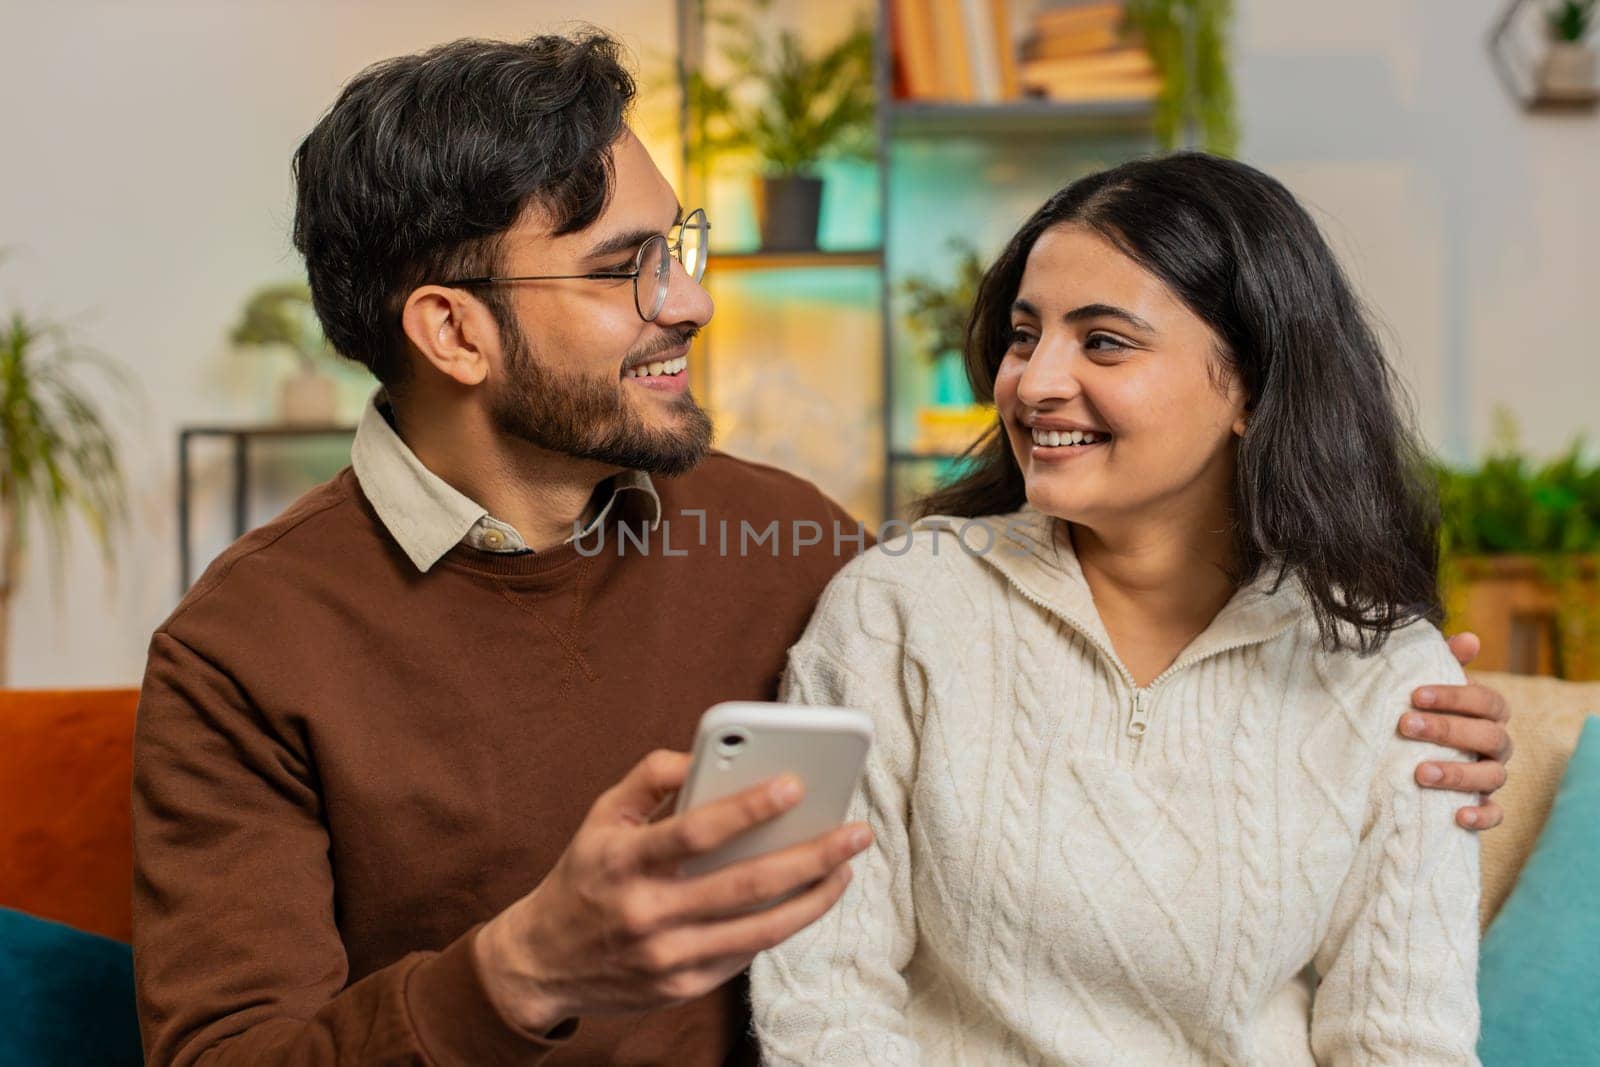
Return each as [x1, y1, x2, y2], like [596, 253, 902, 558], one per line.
[1, 1, 681, 686]
[1235, 0, 1600, 460]
[3, 0, 1596, 685]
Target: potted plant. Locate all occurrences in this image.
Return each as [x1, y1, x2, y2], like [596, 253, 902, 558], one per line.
[1124, 0, 1239, 155]
[900, 238, 987, 406]
[0, 304, 128, 685]
[687, 0, 876, 251]
[230, 281, 339, 424]
[1539, 0, 1598, 101]
[898, 239, 995, 455]
[1436, 412, 1600, 679]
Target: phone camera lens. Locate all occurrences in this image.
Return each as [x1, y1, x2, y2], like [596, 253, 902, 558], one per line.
[715, 731, 747, 757]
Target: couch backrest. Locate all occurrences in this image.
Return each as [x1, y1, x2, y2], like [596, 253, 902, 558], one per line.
[1469, 670, 1600, 930]
[0, 688, 139, 942]
[0, 675, 1592, 941]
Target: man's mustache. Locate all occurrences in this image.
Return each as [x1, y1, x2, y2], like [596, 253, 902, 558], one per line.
[624, 327, 699, 369]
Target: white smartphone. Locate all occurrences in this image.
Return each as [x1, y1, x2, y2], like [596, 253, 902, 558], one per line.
[673, 701, 873, 879]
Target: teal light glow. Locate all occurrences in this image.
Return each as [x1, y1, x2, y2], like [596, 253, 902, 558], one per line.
[706, 157, 881, 253]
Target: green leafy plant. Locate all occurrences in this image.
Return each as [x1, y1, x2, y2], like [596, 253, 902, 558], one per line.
[0, 296, 129, 683]
[1435, 411, 1600, 678]
[1435, 412, 1600, 558]
[899, 239, 988, 361]
[687, 0, 876, 176]
[229, 281, 331, 368]
[1123, 0, 1238, 155]
[1549, 0, 1598, 43]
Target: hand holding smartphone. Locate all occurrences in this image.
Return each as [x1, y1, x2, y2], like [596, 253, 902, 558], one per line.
[673, 701, 873, 878]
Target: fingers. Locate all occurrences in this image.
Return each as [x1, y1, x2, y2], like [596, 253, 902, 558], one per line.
[1415, 756, 1509, 796]
[600, 750, 692, 825]
[1456, 797, 1504, 832]
[648, 862, 856, 970]
[1444, 631, 1482, 667]
[1401, 711, 1514, 762]
[1410, 681, 1510, 723]
[631, 774, 805, 869]
[661, 822, 873, 923]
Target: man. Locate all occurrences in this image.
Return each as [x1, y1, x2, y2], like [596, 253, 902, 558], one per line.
[132, 31, 1514, 1066]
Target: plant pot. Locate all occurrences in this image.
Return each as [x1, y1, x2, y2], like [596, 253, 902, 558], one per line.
[753, 175, 824, 252]
[1444, 555, 1600, 679]
[1537, 41, 1598, 100]
[279, 364, 338, 425]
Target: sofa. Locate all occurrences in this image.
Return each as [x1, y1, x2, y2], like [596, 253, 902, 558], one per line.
[0, 675, 1594, 1063]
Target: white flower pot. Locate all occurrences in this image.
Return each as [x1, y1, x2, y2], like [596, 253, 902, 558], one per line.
[1538, 41, 1598, 100]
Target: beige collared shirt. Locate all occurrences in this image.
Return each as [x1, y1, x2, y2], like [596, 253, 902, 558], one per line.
[350, 391, 660, 572]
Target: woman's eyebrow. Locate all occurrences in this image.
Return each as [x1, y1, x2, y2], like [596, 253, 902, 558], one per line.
[1064, 302, 1155, 332]
[1011, 299, 1155, 333]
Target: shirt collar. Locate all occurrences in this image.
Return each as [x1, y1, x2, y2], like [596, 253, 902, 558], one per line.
[350, 390, 661, 573]
[912, 505, 1309, 681]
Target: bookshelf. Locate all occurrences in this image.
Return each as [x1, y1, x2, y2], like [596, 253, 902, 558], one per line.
[675, 0, 1159, 521]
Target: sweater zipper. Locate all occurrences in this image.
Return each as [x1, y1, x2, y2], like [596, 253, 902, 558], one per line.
[1000, 575, 1296, 749]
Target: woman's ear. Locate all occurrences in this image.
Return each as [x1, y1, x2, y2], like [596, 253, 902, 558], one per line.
[1232, 415, 1248, 437]
[400, 285, 500, 387]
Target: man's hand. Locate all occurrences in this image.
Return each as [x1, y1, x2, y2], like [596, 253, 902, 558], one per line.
[473, 749, 871, 1035]
[1398, 632, 1513, 831]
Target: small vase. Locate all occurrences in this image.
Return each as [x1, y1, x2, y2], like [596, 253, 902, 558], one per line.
[753, 175, 825, 252]
[1538, 41, 1598, 100]
[279, 364, 338, 424]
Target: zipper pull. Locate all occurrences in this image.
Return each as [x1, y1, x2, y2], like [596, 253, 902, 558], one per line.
[1128, 689, 1150, 739]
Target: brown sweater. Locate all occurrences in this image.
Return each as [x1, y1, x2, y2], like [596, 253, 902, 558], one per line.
[132, 453, 865, 1066]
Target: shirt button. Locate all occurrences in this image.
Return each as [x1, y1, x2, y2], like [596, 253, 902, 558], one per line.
[481, 529, 506, 550]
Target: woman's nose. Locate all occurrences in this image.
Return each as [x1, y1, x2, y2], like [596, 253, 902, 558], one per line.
[1015, 340, 1083, 407]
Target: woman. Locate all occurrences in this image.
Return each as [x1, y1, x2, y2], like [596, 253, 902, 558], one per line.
[750, 154, 1481, 1065]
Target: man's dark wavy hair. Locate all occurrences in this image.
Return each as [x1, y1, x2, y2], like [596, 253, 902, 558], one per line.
[918, 152, 1443, 654]
[291, 31, 636, 388]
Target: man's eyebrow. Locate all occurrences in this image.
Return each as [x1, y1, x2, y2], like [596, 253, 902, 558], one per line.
[1011, 299, 1156, 333]
[584, 203, 684, 262]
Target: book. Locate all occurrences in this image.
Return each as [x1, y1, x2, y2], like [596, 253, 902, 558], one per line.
[932, 0, 977, 100]
[892, 0, 943, 99]
[1019, 46, 1156, 83]
[1030, 0, 1125, 38]
[1019, 23, 1129, 61]
[1019, 72, 1161, 101]
[961, 0, 1004, 101]
[991, 0, 1021, 100]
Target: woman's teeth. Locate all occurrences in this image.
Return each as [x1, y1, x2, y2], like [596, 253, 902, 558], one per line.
[624, 355, 688, 379]
[1031, 428, 1108, 447]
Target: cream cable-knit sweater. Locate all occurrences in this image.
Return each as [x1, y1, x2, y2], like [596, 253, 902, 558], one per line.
[750, 507, 1481, 1066]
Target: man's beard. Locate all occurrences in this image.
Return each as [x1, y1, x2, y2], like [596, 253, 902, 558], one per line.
[487, 317, 714, 477]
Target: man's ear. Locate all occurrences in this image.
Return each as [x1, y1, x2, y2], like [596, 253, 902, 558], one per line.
[400, 286, 501, 387]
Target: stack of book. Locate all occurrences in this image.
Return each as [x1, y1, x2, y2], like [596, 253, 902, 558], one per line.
[891, 1, 1160, 106]
[890, 0, 1020, 102]
[1016, 2, 1160, 102]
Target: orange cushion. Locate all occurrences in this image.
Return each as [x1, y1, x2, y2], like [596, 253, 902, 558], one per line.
[0, 689, 138, 942]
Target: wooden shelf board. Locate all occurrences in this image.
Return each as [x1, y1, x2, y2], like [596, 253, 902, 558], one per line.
[708, 249, 884, 273]
[888, 98, 1155, 137]
[1525, 92, 1600, 113]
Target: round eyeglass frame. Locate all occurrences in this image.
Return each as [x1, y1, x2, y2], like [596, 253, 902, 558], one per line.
[442, 208, 710, 323]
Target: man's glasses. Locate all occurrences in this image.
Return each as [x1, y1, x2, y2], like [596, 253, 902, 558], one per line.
[444, 208, 709, 322]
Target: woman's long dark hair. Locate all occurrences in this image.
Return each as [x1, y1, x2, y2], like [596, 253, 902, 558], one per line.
[917, 152, 1442, 654]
